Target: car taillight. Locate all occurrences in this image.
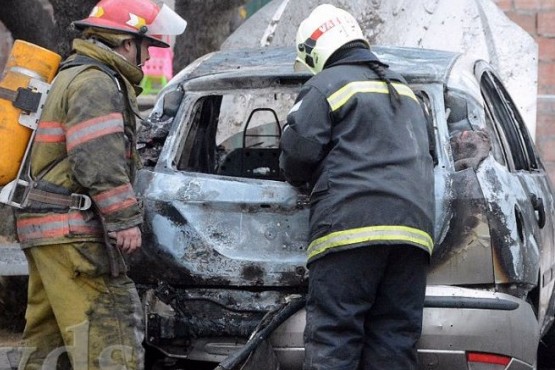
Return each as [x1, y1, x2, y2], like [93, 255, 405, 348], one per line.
[467, 352, 511, 368]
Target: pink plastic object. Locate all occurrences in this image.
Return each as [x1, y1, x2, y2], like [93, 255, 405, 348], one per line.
[141, 44, 174, 94]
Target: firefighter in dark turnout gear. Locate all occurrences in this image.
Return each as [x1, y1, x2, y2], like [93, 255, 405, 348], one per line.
[279, 4, 435, 370]
[15, 1, 186, 369]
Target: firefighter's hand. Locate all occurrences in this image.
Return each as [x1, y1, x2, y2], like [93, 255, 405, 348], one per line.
[109, 226, 142, 254]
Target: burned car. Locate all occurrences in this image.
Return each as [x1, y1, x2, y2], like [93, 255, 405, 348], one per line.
[131, 45, 555, 369]
[0, 44, 551, 369]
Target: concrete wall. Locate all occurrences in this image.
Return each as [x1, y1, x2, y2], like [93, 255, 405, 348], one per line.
[0, 22, 12, 71]
[0, 1, 554, 184]
[492, 0, 555, 185]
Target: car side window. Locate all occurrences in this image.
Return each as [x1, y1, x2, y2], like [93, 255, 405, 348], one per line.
[479, 69, 538, 172]
[444, 90, 505, 169]
[177, 95, 222, 173]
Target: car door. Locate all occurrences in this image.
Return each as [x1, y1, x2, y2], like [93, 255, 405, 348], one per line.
[133, 86, 310, 289]
[474, 61, 555, 333]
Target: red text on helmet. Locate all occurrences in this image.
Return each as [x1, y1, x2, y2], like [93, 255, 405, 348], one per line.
[310, 18, 342, 42]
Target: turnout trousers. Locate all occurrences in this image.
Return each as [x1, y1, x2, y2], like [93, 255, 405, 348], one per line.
[18, 242, 145, 370]
[303, 245, 428, 370]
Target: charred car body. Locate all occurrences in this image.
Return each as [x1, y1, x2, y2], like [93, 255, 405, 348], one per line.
[131, 46, 555, 369]
[1, 45, 554, 369]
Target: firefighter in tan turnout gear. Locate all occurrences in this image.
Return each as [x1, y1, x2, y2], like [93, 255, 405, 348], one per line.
[15, 0, 186, 369]
[279, 4, 435, 370]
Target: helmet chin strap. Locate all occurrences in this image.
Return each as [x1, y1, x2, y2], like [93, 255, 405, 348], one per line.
[135, 26, 149, 66]
[134, 37, 143, 66]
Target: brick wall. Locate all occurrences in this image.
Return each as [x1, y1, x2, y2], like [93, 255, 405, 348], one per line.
[494, 0, 555, 185]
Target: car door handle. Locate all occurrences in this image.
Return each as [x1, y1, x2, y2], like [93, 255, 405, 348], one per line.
[531, 194, 546, 229]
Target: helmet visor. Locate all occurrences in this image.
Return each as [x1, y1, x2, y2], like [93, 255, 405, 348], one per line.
[147, 4, 187, 36]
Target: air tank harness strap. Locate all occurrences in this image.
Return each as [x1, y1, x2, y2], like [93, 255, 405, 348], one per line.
[0, 85, 42, 113]
[21, 157, 92, 212]
[25, 185, 92, 211]
[60, 55, 145, 125]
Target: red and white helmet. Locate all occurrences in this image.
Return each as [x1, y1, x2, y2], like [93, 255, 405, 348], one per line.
[295, 4, 369, 74]
[73, 0, 187, 48]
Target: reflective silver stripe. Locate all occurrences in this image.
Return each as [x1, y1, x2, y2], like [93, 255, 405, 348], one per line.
[35, 121, 65, 143]
[66, 113, 124, 151]
[92, 184, 138, 215]
[327, 81, 418, 112]
[16, 212, 102, 243]
[308, 225, 433, 260]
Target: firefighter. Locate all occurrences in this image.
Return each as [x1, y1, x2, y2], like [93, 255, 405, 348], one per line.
[15, 1, 186, 369]
[279, 4, 435, 370]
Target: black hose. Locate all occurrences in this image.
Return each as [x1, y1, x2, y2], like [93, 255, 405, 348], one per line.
[214, 295, 306, 370]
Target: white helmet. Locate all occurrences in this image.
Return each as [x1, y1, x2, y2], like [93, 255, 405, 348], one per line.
[294, 4, 369, 74]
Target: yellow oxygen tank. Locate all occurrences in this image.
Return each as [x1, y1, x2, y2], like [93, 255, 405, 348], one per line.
[0, 40, 61, 186]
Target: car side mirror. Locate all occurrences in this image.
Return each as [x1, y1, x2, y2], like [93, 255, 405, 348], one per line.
[162, 89, 184, 118]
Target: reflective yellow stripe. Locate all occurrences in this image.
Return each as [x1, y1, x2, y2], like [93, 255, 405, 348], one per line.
[308, 225, 433, 260]
[327, 81, 418, 112]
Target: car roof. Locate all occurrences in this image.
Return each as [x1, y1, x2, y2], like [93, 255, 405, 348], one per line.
[170, 46, 462, 91]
